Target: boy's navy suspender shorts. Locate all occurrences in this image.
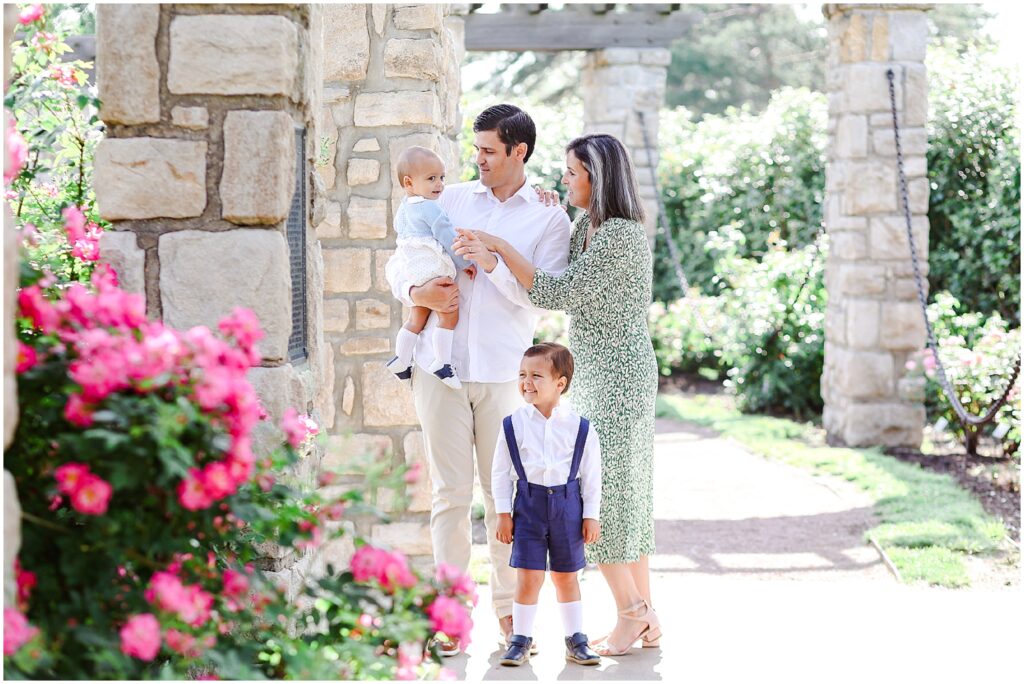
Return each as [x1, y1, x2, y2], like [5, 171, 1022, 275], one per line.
[503, 415, 590, 573]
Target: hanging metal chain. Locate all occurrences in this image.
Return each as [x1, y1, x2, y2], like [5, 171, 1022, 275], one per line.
[886, 68, 1020, 427]
[636, 110, 715, 337]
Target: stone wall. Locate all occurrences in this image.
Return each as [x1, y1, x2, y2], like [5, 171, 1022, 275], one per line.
[580, 47, 670, 240]
[314, 4, 464, 571]
[820, 4, 930, 446]
[93, 4, 332, 597]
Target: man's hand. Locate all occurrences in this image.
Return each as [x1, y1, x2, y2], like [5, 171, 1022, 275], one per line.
[496, 513, 514, 544]
[582, 518, 601, 544]
[533, 186, 566, 211]
[453, 229, 498, 273]
[410, 276, 459, 313]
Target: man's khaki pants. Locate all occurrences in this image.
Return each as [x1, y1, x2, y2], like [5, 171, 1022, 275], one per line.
[412, 365, 521, 619]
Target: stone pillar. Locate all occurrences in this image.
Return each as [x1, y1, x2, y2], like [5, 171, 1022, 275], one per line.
[821, 4, 930, 447]
[94, 5, 331, 593]
[315, 4, 463, 572]
[581, 47, 670, 240]
[4, 1, 22, 609]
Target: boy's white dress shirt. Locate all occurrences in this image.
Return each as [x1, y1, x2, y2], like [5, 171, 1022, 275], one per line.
[386, 178, 571, 383]
[492, 403, 602, 521]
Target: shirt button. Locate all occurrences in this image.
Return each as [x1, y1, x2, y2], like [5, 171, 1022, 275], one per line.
[548, 489, 553, 494]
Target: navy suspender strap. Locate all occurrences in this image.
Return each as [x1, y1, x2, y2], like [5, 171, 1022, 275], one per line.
[567, 417, 589, 483]
[502, 416, 531, 491]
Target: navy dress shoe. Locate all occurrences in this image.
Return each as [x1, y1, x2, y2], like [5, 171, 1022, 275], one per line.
[565, 632, 601, 665]
[499, 634, 533, 666]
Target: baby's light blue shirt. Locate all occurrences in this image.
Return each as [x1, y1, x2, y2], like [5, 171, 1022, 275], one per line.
[395, 196, 472, 271]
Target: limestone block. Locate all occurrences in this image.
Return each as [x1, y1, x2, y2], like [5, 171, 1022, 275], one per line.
[835, 115, 867, 158]
[347, 159, 381, 186]
[892, 277, 928, 301]
[324, 248, 372, 293]
[869, 215, 928, 261]
[824, 198, 867, 231]
[837, 13, 867, 63]
[317, 342, 336, 432]
[248, 364, 303, 437]
[356, 299, 392, 330]
[347, 197, 389, 239]
[889, 12, 928, 62]
[221, 111, 296, 225]
[374, 249, 396, 293]
[908, 177, 929, 213]
[640, 48, 672, 66]
[316, 200, 343, 240]
[871, 127, 928, 157]
[371, 522, 433, 555]
[841, 160, 896, 214]
[902, 156, 927, 179]
[825, 305, 847, 346]
[869, 13, 889, 61]
[159, 230, 291, 361]
[353, 137, 381, 153]
[897, 376, 926, 402]
[354, 92, 441, 127]
[845, 300, 879, 349]
[839, 63, 902, 114]
[393, 4, 444, 31]
[841, 402, 924, 447]
[342, 376, 355, 415]
[171, 106, 209, 130]
[319, 536, 356, 574]
[323, 298, 350, 332]
[403, 431, 432, 512]
[323, 433, 392, 475]
[95, 138, 206, 220]
[97, 231, 145, 295]
[836, 263, 886, 296]
[903, 65, 928, 127]
[592, 48, 642, 66]
[384, 38, 443, 80]
[880, 302, 926, 351]
[339, 337, 390, 355]
[361, 362, 420, 426]
[323, 4, 370, 81]
[833, 349, 894, 400]
[829, 231, 868, 261]
[323, 86, 351, 104]
[168, 15, 299, 96]
[96, 4, 160, 124]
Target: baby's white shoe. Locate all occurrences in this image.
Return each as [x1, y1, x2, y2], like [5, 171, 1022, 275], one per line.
[385, 355, 413, 381]
[429, 359, 462, 390]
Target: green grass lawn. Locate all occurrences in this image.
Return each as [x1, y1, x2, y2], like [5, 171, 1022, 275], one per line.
[656, 392, 1008, 587]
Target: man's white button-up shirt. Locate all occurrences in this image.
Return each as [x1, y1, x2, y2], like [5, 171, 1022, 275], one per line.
[386, 178, 571, 383]
[491, 403, 602, 521]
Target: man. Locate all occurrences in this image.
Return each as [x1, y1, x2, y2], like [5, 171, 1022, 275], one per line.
[387, 104, 571, 654]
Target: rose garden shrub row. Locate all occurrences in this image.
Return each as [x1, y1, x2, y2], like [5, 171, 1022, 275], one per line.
[4, 6, 473, 678]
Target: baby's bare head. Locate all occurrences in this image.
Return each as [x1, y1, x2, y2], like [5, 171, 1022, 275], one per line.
[395, 146, 445, 191]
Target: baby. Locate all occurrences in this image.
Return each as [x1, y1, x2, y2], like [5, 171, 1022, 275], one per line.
[384, 146, 475, 390]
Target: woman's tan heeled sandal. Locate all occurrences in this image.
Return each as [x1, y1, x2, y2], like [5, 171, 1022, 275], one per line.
[593, 600, 661, 657]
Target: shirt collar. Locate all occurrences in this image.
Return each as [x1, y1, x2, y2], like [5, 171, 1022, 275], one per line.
[473, 176, 537, 204]
[407, 195, 426, 204]
[526, 401, 569, 422]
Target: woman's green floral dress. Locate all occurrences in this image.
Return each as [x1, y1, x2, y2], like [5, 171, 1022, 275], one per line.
[530, 212, 658, 564]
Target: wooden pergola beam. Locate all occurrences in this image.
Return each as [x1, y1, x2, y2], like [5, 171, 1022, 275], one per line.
[464, 5, 698, 51]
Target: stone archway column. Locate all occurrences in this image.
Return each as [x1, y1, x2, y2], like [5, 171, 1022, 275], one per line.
[821, 4, 931, 447]
[581, 47, 670, 240]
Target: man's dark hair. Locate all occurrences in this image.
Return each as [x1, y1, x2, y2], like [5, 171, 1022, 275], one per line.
[473, 104, 536, 164]
[523, 342, 574, 394]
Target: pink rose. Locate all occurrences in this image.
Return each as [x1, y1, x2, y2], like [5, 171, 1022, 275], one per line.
[62, 205, 87, 243]
[64, 394, 95, 427]
[177, 470, 213, 511]
[17, 285, 60, 333]
[404, 461, 423, 484]
[426, 595, 472, 646]
[15, 342, 38, 373]
[218, 307, 264, 362]
[18, 4, 44, 24]
[222, 569, 249, 598]
[71, 238, 100, 262]
[70, 473, 113, 515]
[351, 545, 389, 584]
[281, 407, 316, 448]
[380, 551, 417, 591]
[14, 558, 36, 612]
[3, 608, 39, 656]
[120, 613, 161, 661]
[165, 628, 198, 657]
[54, 462, 90, 494]
[4, 114, 27, 185]
[199, 461, 237, 500]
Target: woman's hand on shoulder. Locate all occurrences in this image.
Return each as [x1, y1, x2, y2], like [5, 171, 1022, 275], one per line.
[533, 186, 566, 211]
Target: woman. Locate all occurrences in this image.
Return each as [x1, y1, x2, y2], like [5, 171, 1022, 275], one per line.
[455, 134, 660, 656]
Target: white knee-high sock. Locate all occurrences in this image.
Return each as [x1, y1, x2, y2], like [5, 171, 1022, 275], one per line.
[558, 600, 583, 637]
[512, 602, 538, 639]
[432, 327, 454, 367]
[395, 328, 418, 365]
